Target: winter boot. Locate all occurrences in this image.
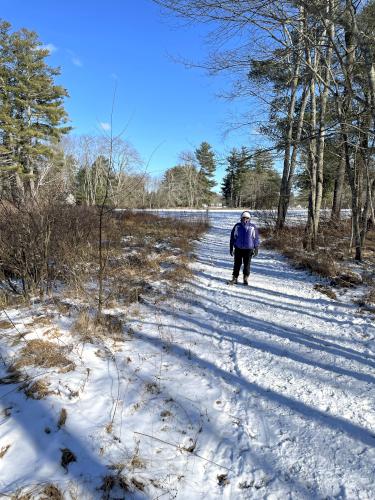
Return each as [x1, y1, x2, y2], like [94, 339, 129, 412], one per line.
[227, 276, 238, 285]
[243, 275, 249, 286]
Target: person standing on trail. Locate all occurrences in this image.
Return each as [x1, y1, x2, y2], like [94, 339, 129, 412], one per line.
[228, 211, 260, 286]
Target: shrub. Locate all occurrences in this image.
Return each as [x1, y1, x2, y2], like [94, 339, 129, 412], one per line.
[0, 202, 97, 296]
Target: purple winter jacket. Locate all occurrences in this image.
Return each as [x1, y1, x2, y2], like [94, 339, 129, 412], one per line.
[230, 221, 260, 253]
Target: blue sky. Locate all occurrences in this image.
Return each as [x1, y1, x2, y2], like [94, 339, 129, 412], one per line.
[1, 0, 269, 188]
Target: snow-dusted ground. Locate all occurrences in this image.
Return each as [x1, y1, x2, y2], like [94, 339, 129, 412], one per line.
[0, 213, 374, 499]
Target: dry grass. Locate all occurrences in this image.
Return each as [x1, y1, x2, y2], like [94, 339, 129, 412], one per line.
[9, 484, 64, 500]
[57, 408, 67, 428]
[0, 444, 11, 458]
[30, 315, 52, 327]
[99, 473, 145, 499]
[10, 483, 64, 500]
[99, 475, 130, 499]
[99, 475, 117, 498]
[39, 484, 64, 500]
[98, 211, 208, 307]
[128, 454, 146, 470]
[145, 382, 160, 395]
[264, 220, 375, 283]
[12, 339, 74, 371]
[1, 206, 208, 310]
[0, 370, 24, 385]
[71, 310, 95, 342]
[23, 378, 52, 400]
[10, 492, 33, 500]
[263, 225, 338, 278]
[0, 291, 26, 309]
[314, 284, 337, 300]
[72, 310, 124, 343]
[263, 219, 375, 306]
[0, 319, 13, 329]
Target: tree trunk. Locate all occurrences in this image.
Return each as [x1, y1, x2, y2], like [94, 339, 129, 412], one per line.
[331, 152, 346, 220]
[304, 43, 318, 251]
[341, 0, 362, 260]
[10, 169, 25, 206]
[278, 84, 310, 228]
[277, 6, 304, 229]
[304, 1, 334, 249]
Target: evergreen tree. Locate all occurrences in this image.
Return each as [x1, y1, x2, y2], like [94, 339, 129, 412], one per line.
[250, 149, 274, 173]
[0, 20, 70, 203]
[242, 152, 281, 209]
[221, 150, 237, 207]
[222, 147, 280, 208]
[221, 147, 251, 207]
[195, 141, 216, 205]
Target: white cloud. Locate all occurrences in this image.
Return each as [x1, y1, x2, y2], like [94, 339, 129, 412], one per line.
[100, 122, 111, 131]
[42, 43, 57, 54]
[72, 57, 83, 67]
[66, 50, 83, 67]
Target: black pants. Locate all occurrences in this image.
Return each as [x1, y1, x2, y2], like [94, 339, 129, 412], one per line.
[233, 248, 254, 278]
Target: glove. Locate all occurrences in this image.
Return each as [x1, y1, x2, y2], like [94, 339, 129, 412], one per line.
[230, 249, 233, 256]
[253, 247, 258, 257]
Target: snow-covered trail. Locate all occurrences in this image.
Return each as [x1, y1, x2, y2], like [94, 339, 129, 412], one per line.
[134, 218, 375, 499]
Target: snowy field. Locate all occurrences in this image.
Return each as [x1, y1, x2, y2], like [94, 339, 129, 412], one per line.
[137, 208, 351, 226]
[0, 212, 374, 499]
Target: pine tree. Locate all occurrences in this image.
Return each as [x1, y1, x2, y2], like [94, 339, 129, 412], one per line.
[250, 149, 274, 173]
[195, 141, 216, 205]
[0, 20, 70, 204]
[221, 147, 251, 207]
[221, 149, 237, 207]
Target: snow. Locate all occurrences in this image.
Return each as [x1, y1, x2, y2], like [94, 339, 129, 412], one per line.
[0, 212, 374, 499]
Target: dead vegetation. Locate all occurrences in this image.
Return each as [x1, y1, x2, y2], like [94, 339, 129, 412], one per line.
[0, 205, 208, 316]
[263, 218, 375, 300]
[0, 319, 14, 329]
[23, 378, 52, 399]
[9, 483, 64, 500]
[11, 339, 74, 371]
[0, 443, 11, 458]
[313, 284, 337, 300]
[0, 203, 98, 298]
[60, 447, 76, 471]
[72, 310, 124, 343]
[101, 211, 208, 307]
[99, 473, 146, 499]
[39, 484, 64, 500]
[57, 408, 67, 428]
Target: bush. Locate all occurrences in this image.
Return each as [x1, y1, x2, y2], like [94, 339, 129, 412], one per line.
[0, 202, 97, 296]
[0, 205, 209, 303]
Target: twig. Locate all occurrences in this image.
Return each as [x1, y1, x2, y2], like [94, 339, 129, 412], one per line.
[133, 431, 232, 472]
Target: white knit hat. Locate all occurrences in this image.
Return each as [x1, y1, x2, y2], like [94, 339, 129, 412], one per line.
[241, 211, 251, 218]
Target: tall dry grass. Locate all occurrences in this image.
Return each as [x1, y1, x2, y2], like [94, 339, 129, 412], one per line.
[0, 204, 209, 307]
[263, 218, 375, 289]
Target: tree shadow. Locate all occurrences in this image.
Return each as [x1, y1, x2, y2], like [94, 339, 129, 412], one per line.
[0, 377, 109, 495]
[133, 327, 375, 448]
[180, 280, 375, 372]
